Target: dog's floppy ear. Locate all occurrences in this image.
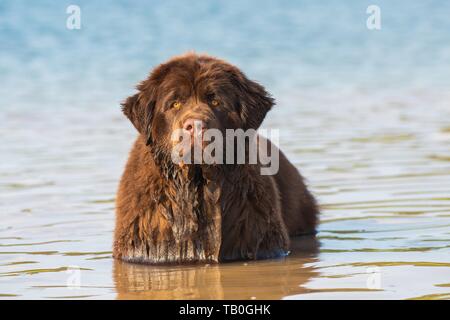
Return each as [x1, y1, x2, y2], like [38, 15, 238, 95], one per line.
[229, 69, 275, 130]
[121, 92, 155, 146]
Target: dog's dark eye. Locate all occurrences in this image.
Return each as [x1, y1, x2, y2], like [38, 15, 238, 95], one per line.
[210, 99, 220, 107]
[206, 93, 219, 107]
[171, 101, 182, 109]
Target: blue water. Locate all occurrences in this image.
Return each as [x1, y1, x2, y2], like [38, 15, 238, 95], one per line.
[2, 0, 450, 111]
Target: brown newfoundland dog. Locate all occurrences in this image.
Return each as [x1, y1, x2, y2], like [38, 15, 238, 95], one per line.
[113, 53, 318, 264]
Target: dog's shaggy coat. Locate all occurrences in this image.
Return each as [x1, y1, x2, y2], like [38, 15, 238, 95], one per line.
[113, 53, 318, 264]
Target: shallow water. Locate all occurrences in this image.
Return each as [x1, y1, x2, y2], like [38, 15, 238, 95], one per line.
[1, 1, 450, 299]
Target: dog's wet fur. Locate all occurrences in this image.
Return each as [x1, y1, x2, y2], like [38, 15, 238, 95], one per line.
[113, 53, 318, 264]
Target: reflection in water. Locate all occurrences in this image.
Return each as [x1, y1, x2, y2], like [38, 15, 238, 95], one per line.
[113, 237, 319, 300]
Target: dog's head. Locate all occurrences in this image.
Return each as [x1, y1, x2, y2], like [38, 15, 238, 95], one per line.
[121, 53, 274, 169]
